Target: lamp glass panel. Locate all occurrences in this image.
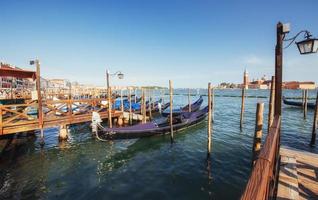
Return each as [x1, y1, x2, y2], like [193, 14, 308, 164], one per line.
[118, 73, 124, 79]
[312, 39, 318, 53]
[303, 41, 313, 53]
[298, 42, 305, 54]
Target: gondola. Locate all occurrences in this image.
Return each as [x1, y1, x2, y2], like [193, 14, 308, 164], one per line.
[100, 105, 209, 140]
[133, 99, 170, 114]
[161, 96, 203, 117]
[283, 96, 315, 109]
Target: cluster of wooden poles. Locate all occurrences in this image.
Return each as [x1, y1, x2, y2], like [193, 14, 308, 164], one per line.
[239, 75, 318, 164]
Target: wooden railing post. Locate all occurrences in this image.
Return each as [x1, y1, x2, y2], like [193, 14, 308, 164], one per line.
[35, 60, 44, 145]
[311, 90, 318, 146]
[0, 106, 3, 135]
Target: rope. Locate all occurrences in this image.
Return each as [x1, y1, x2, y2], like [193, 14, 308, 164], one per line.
[94, 123, 109, 142]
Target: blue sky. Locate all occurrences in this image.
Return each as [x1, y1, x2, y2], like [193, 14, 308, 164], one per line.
[1, 0, 317, 88]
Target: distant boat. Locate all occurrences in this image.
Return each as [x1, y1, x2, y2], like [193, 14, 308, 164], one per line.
[283, 97, 316, 109]
[161, 96, 203, 117]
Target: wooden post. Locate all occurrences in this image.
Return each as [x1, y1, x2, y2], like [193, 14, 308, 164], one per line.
[120, 89, 124, 112]
[35, 60, 44, 145]
[311, 91, 318, 146]
[59, 125, 68, 141]
[134, 88, 137, 103]
[207, 83, 212, 155]
[68, 83, 72, 117]
[252, 102, 264, 164]
[302, 90, 305, 108]
[106, 70, 112, 128]
[148, 90, 152, 120]
[304, 89, 308, 119]
[0, 106, 3, 135]
[169, 80, 173, 142]
[274, 22, 283, 116]
[268, 76, 275, 130]
[162, 89, 165, 104]
[129, 88, 132, 125]
[212, 87, 214, 122]
[240, 87, 246, 131]
[188, 88, 191, 112]
[142, 89, 146, 123]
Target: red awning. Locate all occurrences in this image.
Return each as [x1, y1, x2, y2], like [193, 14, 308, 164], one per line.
[0, 68, 36, 80]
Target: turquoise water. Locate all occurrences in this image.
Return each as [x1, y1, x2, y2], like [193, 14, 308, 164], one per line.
[0, 89, 317, 199]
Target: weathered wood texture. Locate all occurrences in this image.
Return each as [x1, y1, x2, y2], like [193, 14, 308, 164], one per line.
[253, 102, 264, 164]
[241, 116, 281, 200]
[277, 147, 318, 200]
[207, 83, 212, 155]
[311, 91, 318, 145]
[0, 98, 122, 135]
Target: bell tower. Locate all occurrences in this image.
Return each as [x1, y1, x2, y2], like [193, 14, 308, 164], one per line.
[243, 69, 249, 89]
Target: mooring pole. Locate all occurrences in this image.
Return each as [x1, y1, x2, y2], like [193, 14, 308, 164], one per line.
[207, 83, 212, 155]
[212, 86, 215, 123]
[142, 89, 146, 123]
[169, 80, 173, 143]
[252, 102, 264, 165]
[188, 88, 191, 112]
[268, 76, 275, 130]
[311, 91, 318, 146]
[240, 87, 246, 131]
[106, 70, 112, 128]
[304, 89, 308, 119]
[120, 89, 124, 112]
[147, 89, 152, 120]
[134, 88, 137, 103]
[302, 90, 305, 108]
[129, 88, 132, 125]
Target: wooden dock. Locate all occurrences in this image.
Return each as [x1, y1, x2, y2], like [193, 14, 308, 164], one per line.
[277, 146, 318, 200]
[0, 98, 123, 135]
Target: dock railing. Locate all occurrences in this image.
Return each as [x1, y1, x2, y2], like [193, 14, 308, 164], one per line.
[0, 97, 120, 135]
[241, 115, 281, 200]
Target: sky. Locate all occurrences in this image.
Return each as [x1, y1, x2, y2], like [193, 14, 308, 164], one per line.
[0, 0, 317, 88]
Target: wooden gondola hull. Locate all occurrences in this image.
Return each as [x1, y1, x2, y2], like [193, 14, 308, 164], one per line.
[283, 97, 315, 109]
[101, 106, 208, 140]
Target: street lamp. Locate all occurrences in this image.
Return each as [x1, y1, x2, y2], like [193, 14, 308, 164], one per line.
[275, 22, 318, 116]
[296, 33, 318, 54]
[106, 70, 124, 128]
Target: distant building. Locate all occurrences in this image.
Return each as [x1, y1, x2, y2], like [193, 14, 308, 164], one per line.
[0, 62, 35, 89]
[48, 79, 70, 89]
[283, 81, 316, 90]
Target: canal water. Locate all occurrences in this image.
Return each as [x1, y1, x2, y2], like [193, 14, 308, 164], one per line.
[0, 89, 317, 199]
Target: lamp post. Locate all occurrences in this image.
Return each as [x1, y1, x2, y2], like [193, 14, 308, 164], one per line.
[106, 70, 124, 128]
[30, 59, 44, 145]
[275, 22, 318, 116]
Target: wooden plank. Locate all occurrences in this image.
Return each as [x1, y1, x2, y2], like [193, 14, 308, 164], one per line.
[279, 146, 318, 200]
[277, 155, 299, 200]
